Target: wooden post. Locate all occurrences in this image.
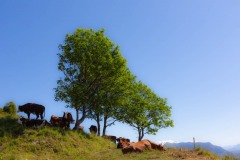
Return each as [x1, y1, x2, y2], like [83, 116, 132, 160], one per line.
[193, 137, 196, 149]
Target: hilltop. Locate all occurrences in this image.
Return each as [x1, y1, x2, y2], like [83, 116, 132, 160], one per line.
[0, 111, 238, 160]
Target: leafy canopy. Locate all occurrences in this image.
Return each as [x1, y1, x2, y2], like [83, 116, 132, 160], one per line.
[119, 81, 174, 141]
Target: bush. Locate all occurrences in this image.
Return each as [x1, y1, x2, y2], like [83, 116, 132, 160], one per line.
[3, 101, 17, 115]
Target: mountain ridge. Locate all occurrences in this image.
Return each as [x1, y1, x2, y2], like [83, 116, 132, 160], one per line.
[164, 142, 235, 157]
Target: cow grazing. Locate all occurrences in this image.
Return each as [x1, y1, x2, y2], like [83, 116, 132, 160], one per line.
[17, 116, 49, 128]
[116, 137, 130, 148]
[122, 139, 165, 154]
[103, 135, 117, 144]
[50, 112, 74, 129]
[18, 103, 45, 120]
[89, 125, 97, 134]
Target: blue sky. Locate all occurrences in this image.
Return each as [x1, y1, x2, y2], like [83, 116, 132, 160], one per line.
[1, 1, 240, 146]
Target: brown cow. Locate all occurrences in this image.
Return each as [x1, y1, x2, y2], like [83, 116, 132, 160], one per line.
[50, 112, 74, 128]
[120, 141, 131, 148]
[147, 140, 165, 151]
[17, 116, 50, 128]
[78, 126, 84, 131]
[18, 103, 45, 119]
[122, 139, 165, 154]
[50, 115, 62, 126]
[116, 137, 130, 148]
[122, 139, 151, 154]
[89, 125, 97, 134]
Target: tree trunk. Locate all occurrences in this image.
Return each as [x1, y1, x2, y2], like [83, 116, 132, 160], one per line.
[73, 106, 86, 129]
[138, 127, 145, 141]
[73, 109, 79, 129]
[96, 112, 101, 136]
[141, 127, 144, 141]
[102, 115, 108, 136]
[138, 127, 141, 141]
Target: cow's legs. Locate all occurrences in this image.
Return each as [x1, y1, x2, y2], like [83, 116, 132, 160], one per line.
[67, 123, 70, 128]
[36, 114, 39, 119]
[40, 114, 43, 120]
[27, 113, 30, 120]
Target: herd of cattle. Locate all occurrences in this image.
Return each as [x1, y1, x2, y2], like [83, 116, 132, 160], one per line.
[17, 103, 74, 129]
[17, 103, 165, 154]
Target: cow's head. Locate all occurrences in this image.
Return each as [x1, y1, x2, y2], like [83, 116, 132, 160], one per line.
[156, 144, 165, 151]
[17, 116, 27, 124]
[117, 137, 130, 143]
[63, 112, 74, 124]
[18, 105, 23, 112]
[121, 141, 131, 148]
[117, 137, 131, 148]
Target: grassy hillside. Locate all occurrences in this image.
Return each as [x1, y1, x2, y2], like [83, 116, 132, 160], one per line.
[0, 111, 238, 160]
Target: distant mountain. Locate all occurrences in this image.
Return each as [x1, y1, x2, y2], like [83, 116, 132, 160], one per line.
[224, 144, 240, 158]
[164, 142, 233, 157]
[224, 144, 240, 151]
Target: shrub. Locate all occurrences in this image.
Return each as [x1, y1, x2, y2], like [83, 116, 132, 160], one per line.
[3, 101, 17, 115]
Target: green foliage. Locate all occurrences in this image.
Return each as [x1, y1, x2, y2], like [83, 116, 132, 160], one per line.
[3, 101, 17, 115]
[0, 113, 23, 138]
[55, 28, 135, 134]
[118, 81, 174, 141]
[55, 27, 173, 137]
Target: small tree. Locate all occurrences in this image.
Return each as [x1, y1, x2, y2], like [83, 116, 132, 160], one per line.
[119, 81, 174, 141]
[3, 101, 17, 115]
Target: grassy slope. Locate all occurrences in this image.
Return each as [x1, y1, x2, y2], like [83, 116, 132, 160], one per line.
[0, 111, 238, 160]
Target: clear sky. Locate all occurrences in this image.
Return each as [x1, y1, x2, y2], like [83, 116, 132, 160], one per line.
[1, 1, 240, 147]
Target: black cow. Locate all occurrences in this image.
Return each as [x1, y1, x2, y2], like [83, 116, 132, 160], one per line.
[18, 103, 45, 119]
[50, 112, 74, 129]
[103, 135, 117, 144]
[17, 116, 50, 128]
[89, 125, 97, 134]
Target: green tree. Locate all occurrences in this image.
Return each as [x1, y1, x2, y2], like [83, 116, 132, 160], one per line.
[3, 101, 17, 115]
[119, 81, 174, 141]
[100, 69, 135, 136]
[55, 28, 133, 134]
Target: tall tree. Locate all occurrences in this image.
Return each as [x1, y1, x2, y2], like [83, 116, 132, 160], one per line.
[119, 81, 174, 141]
[55, 28, 133, 133]
[100, 69, 135, 136]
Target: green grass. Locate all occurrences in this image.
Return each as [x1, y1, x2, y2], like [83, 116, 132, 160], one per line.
[0, 112, 239, 160]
